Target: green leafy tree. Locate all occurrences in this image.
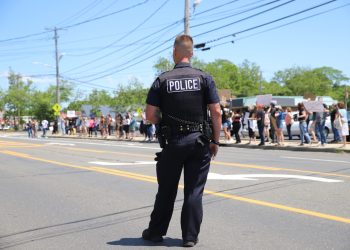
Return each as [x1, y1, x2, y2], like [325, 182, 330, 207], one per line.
[272, 66, 349, 97]
[0, 89, 5, 111]
[5, 70, 33, 123]
[113, 77, 148, 112]
[203, 59, 239, 92]
[236, 60, 264, 97]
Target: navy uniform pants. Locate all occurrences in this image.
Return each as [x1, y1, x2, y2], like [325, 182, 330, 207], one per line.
[147, 132, 211, 242]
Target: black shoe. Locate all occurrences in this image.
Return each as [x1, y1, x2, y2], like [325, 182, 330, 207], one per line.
[183, 239, 198, 247]
[142, 229, 163, 243]
[258, 143, 265, 146]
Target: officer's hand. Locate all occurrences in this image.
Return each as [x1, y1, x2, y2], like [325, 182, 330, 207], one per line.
[209, 143, 219, 160]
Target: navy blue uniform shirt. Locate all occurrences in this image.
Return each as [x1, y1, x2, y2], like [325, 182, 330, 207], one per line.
[146, 62, 219, 107]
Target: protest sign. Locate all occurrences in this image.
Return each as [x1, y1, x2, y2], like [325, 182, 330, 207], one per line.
[256, 94, 272, 106]
[303, 101, 324, 112]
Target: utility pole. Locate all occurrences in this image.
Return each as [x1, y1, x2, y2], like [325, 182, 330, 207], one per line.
[184, 0, 190, 35]
[53, 27, 62, 134]
[54, 27, 60, 106]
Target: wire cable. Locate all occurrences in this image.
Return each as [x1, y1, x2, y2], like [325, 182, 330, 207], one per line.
[70, 0, 171, 57]
[191, 0, 282, 28]
[200, 0, 337, 45]
[199, 3, 350, 51]
[193, 0, 296, 39]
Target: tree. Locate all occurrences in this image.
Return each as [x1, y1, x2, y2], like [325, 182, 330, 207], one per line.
[0, 89, 5, 111]
[5, 70, 33, 123]
[203, 59, 238, 91]
[236, 60, 264, 97]
[153, 56, 174, 75]
[113, 77, 148, 112]
[272, 66, 349, 97]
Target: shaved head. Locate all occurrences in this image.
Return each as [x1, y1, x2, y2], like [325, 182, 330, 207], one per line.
[173, 34, 193, 63]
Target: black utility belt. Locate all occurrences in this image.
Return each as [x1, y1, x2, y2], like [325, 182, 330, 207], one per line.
[169, 124, 203, 134]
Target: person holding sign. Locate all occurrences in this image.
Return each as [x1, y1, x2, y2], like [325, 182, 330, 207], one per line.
[297, 103, 311, 146]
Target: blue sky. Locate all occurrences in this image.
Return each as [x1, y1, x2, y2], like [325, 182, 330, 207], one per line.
[0, 0, 349, 98]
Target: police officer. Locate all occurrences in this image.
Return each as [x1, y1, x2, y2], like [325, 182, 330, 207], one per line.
[142, 34, 221, 247]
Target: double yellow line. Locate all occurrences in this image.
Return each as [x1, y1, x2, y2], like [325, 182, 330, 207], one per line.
[0, 149, 350, 225]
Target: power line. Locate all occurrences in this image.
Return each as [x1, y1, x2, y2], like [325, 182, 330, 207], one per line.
[74, 0, 340, 83]
[63, 0, 284, 77]
[0, 0, 149, 44]
[70, 0, 171, 57]
[193, 0, 296, 39]
[61, 0, 150, 29]
[191, 0, 282, 28]
[62, 18, 183, 74]
[195, 0, 337, 47]
[193, 0, 242, 17]
[65, 0, 294, 79]
[199, 3, 350, 51]
[0, 31, 51, 43]
[55, 0, 104, 26]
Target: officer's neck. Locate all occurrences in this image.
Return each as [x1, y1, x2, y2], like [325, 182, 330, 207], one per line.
[174, 57, 190, 65]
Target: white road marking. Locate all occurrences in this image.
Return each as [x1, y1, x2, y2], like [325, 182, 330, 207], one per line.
[46, 142, 75, 146]
[281, 156, 349, 164]
[89, 161, 156, 166]
[207, 173, 343, 183]
[3, 136, 160, 150]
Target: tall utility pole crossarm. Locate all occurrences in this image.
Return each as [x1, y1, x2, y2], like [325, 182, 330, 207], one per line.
[184, 0, 190, 35]
[54, 27, 60, 105]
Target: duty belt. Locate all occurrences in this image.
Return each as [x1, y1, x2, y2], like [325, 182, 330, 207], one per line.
[170, 124, 203, 134]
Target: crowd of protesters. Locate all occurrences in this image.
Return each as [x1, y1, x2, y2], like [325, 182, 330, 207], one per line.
[52, 111, 157, 142]
[221, 101, 349, 147]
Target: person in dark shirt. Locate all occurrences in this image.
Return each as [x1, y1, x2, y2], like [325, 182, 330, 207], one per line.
[142, 34, 221, 247]
[256, 104, 265, 146]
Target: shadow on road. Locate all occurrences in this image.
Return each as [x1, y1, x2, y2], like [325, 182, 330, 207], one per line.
[107, 237, 183, 247]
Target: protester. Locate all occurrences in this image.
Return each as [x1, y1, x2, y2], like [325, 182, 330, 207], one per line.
[32, 119, 38, 138]
[222, 106, 232, 143]
[285, 107, 293, 140]
[330, 104, 341, 143]
[41, 119, 48, 138]
[123, 113, 131, 140]
[256, 104, 265, 146]
[247, 106, 256, 144]
[231, 109, 241, 144]
[88, 117, 95, 137]
[26, 119, 33, 138]
[297, 102, 311, 146]
[269, 103, 277, 143]
[314, 104, 328, 146]
[308, 112, 318, 143]
[335, 102, 348, 148]
[129, 114, 137, 140]
[275, 105, 285, 146]
[264, 106, 271, 142]
[107, 114, 113, 136]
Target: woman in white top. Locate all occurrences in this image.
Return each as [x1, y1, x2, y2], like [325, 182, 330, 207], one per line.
[336, 102, 349, 148]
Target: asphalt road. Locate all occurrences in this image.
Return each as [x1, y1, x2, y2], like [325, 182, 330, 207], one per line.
[0, 134, 350, 249]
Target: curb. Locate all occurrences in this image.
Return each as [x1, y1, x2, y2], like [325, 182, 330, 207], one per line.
[47, 135, 350, 154]
[219, 142, 350, 154]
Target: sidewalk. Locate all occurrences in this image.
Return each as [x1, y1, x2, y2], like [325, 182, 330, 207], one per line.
[47, 133, 350, 154]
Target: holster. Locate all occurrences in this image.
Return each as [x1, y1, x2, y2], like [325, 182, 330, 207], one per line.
[156, 123, 171, 148]
[201, 120, 213, 143]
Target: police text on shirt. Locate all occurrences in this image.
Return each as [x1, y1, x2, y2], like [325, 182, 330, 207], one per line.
[167, 77, 201, 93]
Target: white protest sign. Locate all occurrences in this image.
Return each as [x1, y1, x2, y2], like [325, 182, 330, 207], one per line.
[256, 94, 272, 106]
[303, 101, 324, 112]
[67, 110, 76, 118]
